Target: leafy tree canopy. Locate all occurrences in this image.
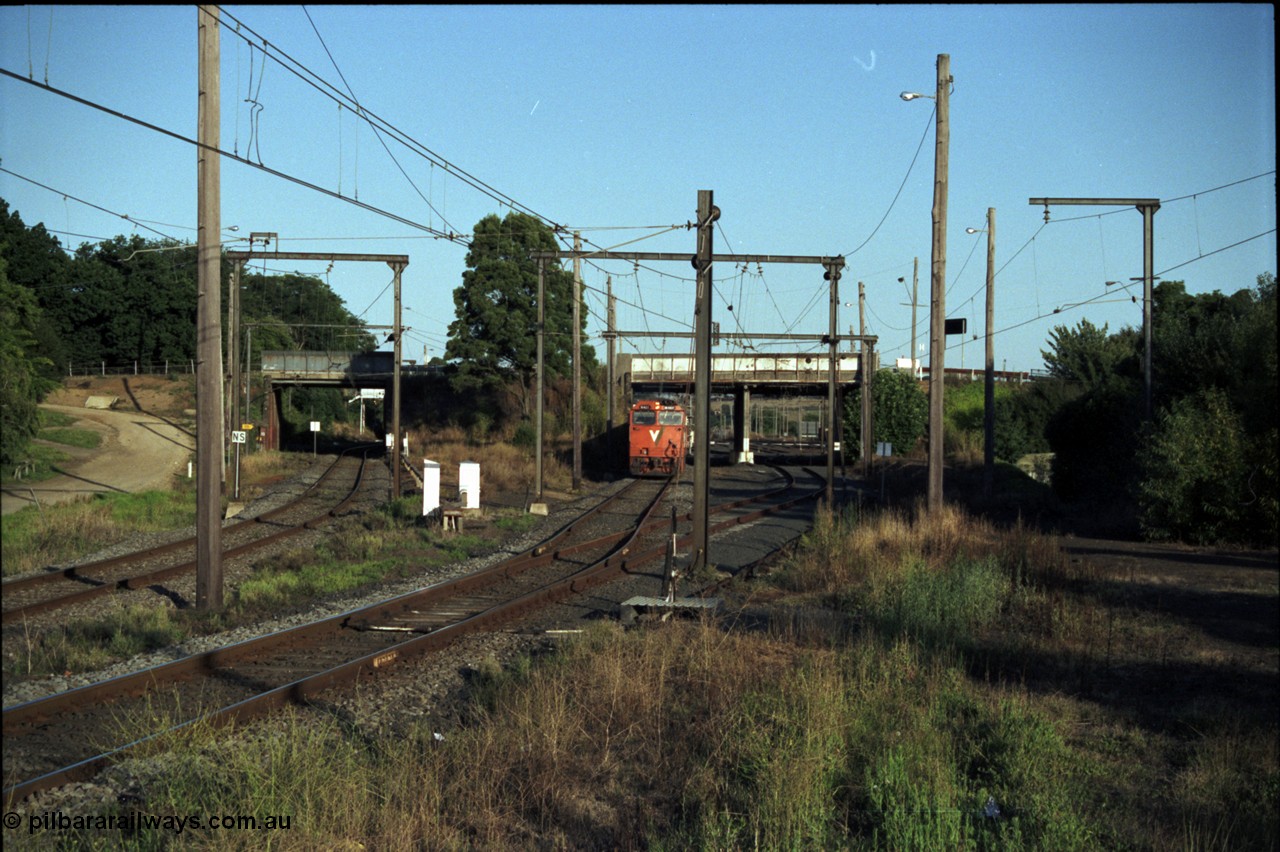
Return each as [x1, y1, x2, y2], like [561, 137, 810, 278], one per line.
[843, 368, 928, 460]
[0, 199, 375, 373]
[0, 199, 73, 376]
[0, 254, 57, 464]
[240, 271, 376, 353]
[1040, 318, 1138, 388]
[73, 235, 198, 366]
[1040, 272, 1277, 543]
[444, 212, 596, 404]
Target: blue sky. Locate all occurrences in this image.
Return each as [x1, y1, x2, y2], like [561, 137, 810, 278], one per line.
[1, 4, 1274, 373]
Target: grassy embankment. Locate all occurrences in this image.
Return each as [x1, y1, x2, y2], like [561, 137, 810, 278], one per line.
[28, 501, 1275, 850]
[0, 409, 101, 487]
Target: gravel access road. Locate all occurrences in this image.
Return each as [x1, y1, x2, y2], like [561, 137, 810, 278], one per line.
[1, 405, 194, 516]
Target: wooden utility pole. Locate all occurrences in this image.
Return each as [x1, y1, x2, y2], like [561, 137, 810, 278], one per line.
[195, 5, 223, 610]
[391, 261, 405, 500]
[824, 262, 841, 505]
[606, 275, 616, 465]
[535, 259, 545, 499]
[911, 257, 919, 376]
[692, 190, 715, 572]
[572, 232, 582, 491]
[229, 259, 243, 458]
[927, 53, 951, 514]
[983, 208, 996, 498]
[244, 324, 252, 423]
[859, 280, 871, 477]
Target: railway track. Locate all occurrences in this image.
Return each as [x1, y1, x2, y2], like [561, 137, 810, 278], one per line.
[1, 445, 380, 624]
[4, 464, 824, 803]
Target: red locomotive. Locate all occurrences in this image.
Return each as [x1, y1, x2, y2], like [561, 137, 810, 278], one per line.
[628, 399, 688, 477]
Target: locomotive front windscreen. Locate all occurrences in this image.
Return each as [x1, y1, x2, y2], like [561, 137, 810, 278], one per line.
[657, 411, 684, 425]
[633, 410, 657, 425]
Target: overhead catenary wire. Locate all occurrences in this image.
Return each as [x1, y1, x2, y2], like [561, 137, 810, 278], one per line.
[1, 165, 184, 242]
[844, 102, 936, 258]
[941, 226, 1277, 355]
[216, 6, 561, 234]
[0, 68, 467, 245]
[7, 14, 1269, 376]
[302, 5, 458, 235]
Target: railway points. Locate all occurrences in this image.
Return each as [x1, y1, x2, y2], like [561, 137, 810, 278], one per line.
[3, 459, 832, 804]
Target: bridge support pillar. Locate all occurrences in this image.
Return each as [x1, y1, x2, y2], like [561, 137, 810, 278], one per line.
[733, 385, 753, 464]
[264, 381, 281, 451]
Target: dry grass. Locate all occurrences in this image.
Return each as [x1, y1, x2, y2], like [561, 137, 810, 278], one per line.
[13, 504, 1275, 850]
[1, 501, 123, 577]
[236, 449, 309, 481]
[1, 453, 312, 579]
[405, 424, 575, 498]
[779, 500, 1068, 600]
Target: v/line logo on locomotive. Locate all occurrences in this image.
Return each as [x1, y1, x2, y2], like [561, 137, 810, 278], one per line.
[628, 399, 689, 477]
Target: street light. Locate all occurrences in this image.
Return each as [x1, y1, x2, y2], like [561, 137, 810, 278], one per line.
[967, 209, 996, 498]
[905, 54, 951, 513]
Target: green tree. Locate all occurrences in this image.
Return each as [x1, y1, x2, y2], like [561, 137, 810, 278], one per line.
[1232, 273, 1277, 438]
[240, 271, 375, 352]
[1152, 276, 1277, 437]
[992, 395, 1030, 463]
[1137, 388, 1254, 544]
[1136, 276, 1277, 544]
[0, 256, 55, 465]
[444, 212, 596, 414]
[1046, 373, 1143, 506]
[0, 199, 72, 376]
[1041, 273, 1277, 543]
[1040, 318, 1137, 388]
[1006, 379, 1081, 455]
[71, 235, 199, 367]
[843, 369, 928, 460]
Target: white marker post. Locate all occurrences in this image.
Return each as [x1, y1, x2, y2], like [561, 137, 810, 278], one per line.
[311, 420, 320, 457]
[459, 461, 480, 509]
[422, 459, 441, 518]
[231, 429, 247, 498]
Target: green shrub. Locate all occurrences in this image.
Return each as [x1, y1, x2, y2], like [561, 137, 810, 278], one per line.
[865, 557, 1007, 647]
[993, 395, 1030, 463]
[1137, 388, 1264, 544]
[845, 369, 928, 460]
[511, 420, 537, 451]
[1047, 374, 1143, 505]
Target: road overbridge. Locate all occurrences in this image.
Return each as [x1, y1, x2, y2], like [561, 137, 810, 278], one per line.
[618, 351, 876, 463]
[258, 350, 397, 449]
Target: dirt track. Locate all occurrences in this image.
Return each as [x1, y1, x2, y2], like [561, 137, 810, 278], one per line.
[1, 404, 194, 516]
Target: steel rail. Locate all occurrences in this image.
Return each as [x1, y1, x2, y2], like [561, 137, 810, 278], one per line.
[3, 475, 669, 801]
[2, 445, 372, 595]
[1, 447, 377, 623]
[4, 467, 816, 803]
[3, 476, 662, 731]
